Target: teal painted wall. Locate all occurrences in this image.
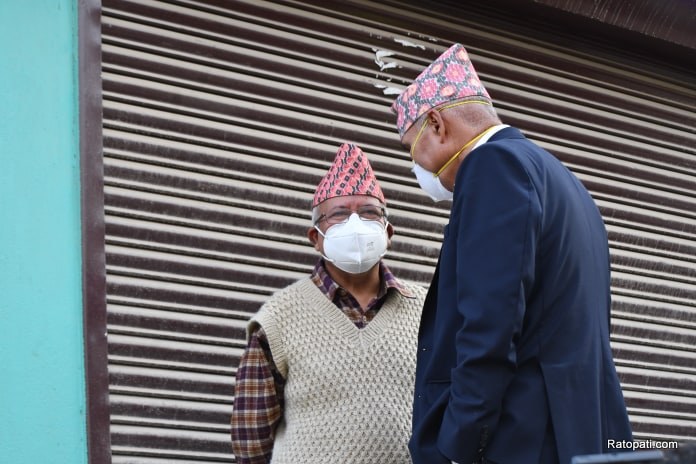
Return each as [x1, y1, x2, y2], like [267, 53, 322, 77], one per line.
[0, 1, 88, 463]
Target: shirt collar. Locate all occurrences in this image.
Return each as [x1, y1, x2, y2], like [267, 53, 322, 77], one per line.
[472, 124, 510, 150]
[311, 259, 416, 301]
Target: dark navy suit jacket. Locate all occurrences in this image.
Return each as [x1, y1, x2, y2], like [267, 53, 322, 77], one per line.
[409, 127, 632, 464]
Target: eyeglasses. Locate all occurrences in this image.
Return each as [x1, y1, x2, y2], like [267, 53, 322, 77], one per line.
[315, 205, 387, 226]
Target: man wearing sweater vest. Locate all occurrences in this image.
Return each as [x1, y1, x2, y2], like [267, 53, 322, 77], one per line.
[231, 143, 427, 464]
[391, 44, 632, 464]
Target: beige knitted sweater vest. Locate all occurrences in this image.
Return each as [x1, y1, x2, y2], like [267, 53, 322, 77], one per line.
[249, 277, 425, 464]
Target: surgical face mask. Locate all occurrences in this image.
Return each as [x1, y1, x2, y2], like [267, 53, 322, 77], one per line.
[412, 163, 454, 202]
[315, 213, 388, 274]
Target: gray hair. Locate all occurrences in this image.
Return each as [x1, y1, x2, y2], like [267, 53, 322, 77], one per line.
[412, 97, 501, 130]
[311, 206, 321, 225]
[451, 100, 501, 127]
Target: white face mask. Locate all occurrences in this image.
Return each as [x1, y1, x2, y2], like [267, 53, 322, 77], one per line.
[412, 163, 453, 202]
[315, 213, 388, 274]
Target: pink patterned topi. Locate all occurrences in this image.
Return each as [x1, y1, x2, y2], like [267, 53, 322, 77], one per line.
[391, 43, 491, 138]
[313, 143, 385, 207]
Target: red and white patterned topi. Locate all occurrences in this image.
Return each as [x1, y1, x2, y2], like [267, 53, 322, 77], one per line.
[391, 43, 491, 138]
[313, 143, 385, 207]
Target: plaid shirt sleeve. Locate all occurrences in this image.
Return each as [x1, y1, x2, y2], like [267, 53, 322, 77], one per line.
[231, 327, 285, 464]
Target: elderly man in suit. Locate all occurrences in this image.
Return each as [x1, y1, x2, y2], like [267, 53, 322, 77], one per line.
[391, 43, 632, 464]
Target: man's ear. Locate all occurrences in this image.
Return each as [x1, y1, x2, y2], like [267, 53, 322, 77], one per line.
[386, 222, 394, 238]
[307, 226, 321, 252]
[429, 109, 448, 142]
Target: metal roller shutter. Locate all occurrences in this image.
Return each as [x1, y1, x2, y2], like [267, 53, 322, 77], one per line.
[101, 0, 696, 461]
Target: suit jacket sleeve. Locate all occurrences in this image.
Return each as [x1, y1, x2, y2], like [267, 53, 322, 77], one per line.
[437, 145, 542, 462]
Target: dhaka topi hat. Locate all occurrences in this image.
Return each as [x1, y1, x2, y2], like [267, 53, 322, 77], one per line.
[391, 43, 491, 138]
[313, 143, 385, 207]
